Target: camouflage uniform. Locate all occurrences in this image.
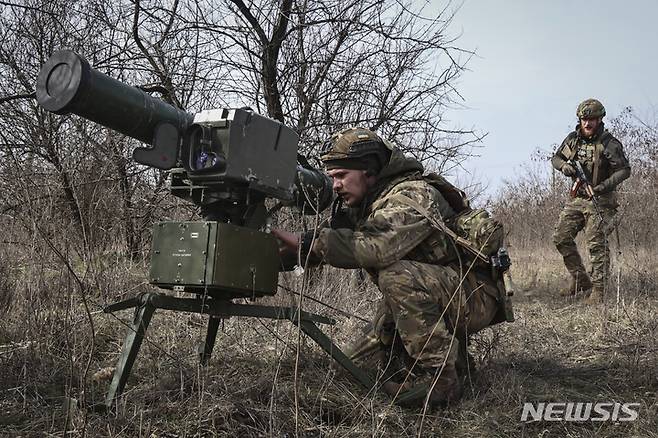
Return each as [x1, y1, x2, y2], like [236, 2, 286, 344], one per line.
[552, 100, 630, 297]
[308, 128, 502, 401]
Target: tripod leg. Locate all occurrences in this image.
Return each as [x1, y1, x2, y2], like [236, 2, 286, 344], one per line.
[105, 300, 156, 408]
[198, 316, 221, 365]
[297, 320, 376, 390]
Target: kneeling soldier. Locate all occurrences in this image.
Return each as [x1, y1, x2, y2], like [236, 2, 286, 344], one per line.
[274, 127, 505, 406]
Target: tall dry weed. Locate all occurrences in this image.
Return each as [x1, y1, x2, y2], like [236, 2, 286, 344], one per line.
[0, 112, 656, 436]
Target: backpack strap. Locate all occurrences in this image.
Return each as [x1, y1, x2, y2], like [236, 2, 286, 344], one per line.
[592, 131, 613, 186]
[423, 172, 470, 213]
[388, 193, 490, 263]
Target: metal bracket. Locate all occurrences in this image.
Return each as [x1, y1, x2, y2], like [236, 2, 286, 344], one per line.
[102, 292, 373, 408]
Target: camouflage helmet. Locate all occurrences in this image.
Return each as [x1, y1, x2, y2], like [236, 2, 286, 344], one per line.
[320, 127, 391, 174]
[576, 98, 606, 119]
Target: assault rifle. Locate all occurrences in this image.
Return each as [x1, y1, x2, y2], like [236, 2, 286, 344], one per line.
[568, 159, 604, 223]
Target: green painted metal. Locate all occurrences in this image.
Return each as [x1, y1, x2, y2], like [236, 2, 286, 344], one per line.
[210, 223, 279, 297]
[149, 221, 279, 298]
[150, 222, 212, 287]
[139, 294, 334, 325]
[36, 50, 192, 147]
[104, 296, 155, 408]
[36, 51, 366, 412]
[198, 316, 221, 365]
[102, 292, 373, 409]
[296, 320, 376, 390]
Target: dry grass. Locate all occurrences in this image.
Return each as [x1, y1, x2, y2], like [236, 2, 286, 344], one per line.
[0, 239, 657, 437]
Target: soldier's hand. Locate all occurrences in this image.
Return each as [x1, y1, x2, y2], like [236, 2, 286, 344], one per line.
[271, 229, 301, 255]
[592, 184, 605, 196]
[561, 162, 576, 177]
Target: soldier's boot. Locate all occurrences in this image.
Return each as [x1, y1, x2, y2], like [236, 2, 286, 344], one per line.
[382, 364, 463, 407]
[378, 339, 416, 384]
[339, 315, 396, 371]
[584, 285, 605, 305]
[455, 341, 476, 382]
[559, 273, 593, 297]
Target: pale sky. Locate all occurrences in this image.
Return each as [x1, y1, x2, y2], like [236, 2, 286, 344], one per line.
[439, 0, 657, 194]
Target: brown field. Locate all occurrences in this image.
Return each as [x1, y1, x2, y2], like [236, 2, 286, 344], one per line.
[1, 3, 657, 435]
[1, 237, 656, 437]
[1, 110, 656, 436]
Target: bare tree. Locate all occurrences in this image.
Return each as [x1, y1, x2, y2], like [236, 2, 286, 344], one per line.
[1, 0, 478, 255]
[196, 0, 480, 166]
[0, 1, 489, 434]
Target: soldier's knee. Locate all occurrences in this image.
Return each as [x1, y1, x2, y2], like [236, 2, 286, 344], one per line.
[552, 231, 560, 246]
[588, 243, 609, 259]
[377, 261, 415, 294]
[553, 231, 573, 250]
[586, 231, 608, 247]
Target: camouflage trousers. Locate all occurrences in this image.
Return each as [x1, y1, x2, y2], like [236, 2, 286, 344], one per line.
[553, 192, 618, 289]
[345, 260, 499, 378]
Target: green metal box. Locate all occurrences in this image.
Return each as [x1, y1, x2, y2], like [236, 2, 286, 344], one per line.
[149, 221, 279, 298]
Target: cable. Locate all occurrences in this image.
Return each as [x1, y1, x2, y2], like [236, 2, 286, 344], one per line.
[277, 283, 369, 323]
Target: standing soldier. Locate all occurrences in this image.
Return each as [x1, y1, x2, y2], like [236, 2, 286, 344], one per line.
[552, 99, 630, 303]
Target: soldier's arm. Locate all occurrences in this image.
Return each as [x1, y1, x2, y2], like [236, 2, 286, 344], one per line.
[596, 138, 631, 193]
[551, 134, 573, 171]
[551, 152, 567, 171]
[309, 184, 438, 269]
[274, 227, 325, 270]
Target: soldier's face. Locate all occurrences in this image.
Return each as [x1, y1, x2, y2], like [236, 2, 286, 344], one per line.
[580, 117, 602, 137]
[327, 168, 376, 206]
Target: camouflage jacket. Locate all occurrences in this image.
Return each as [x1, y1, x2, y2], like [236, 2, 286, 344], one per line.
[310, 149, 457, 272]
[551, 123, 630, 193]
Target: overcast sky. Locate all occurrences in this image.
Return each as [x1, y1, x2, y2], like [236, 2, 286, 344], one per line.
[436, 0, 657, 194]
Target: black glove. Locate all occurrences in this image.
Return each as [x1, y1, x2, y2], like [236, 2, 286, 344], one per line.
[592, 184, 605, 195]
[329, 198, 355, 229]
[561, 163, 576, 177]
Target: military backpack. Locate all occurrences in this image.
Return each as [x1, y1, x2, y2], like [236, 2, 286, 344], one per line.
[421, 173, 505, 263]
[391, 173, 513, 324]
